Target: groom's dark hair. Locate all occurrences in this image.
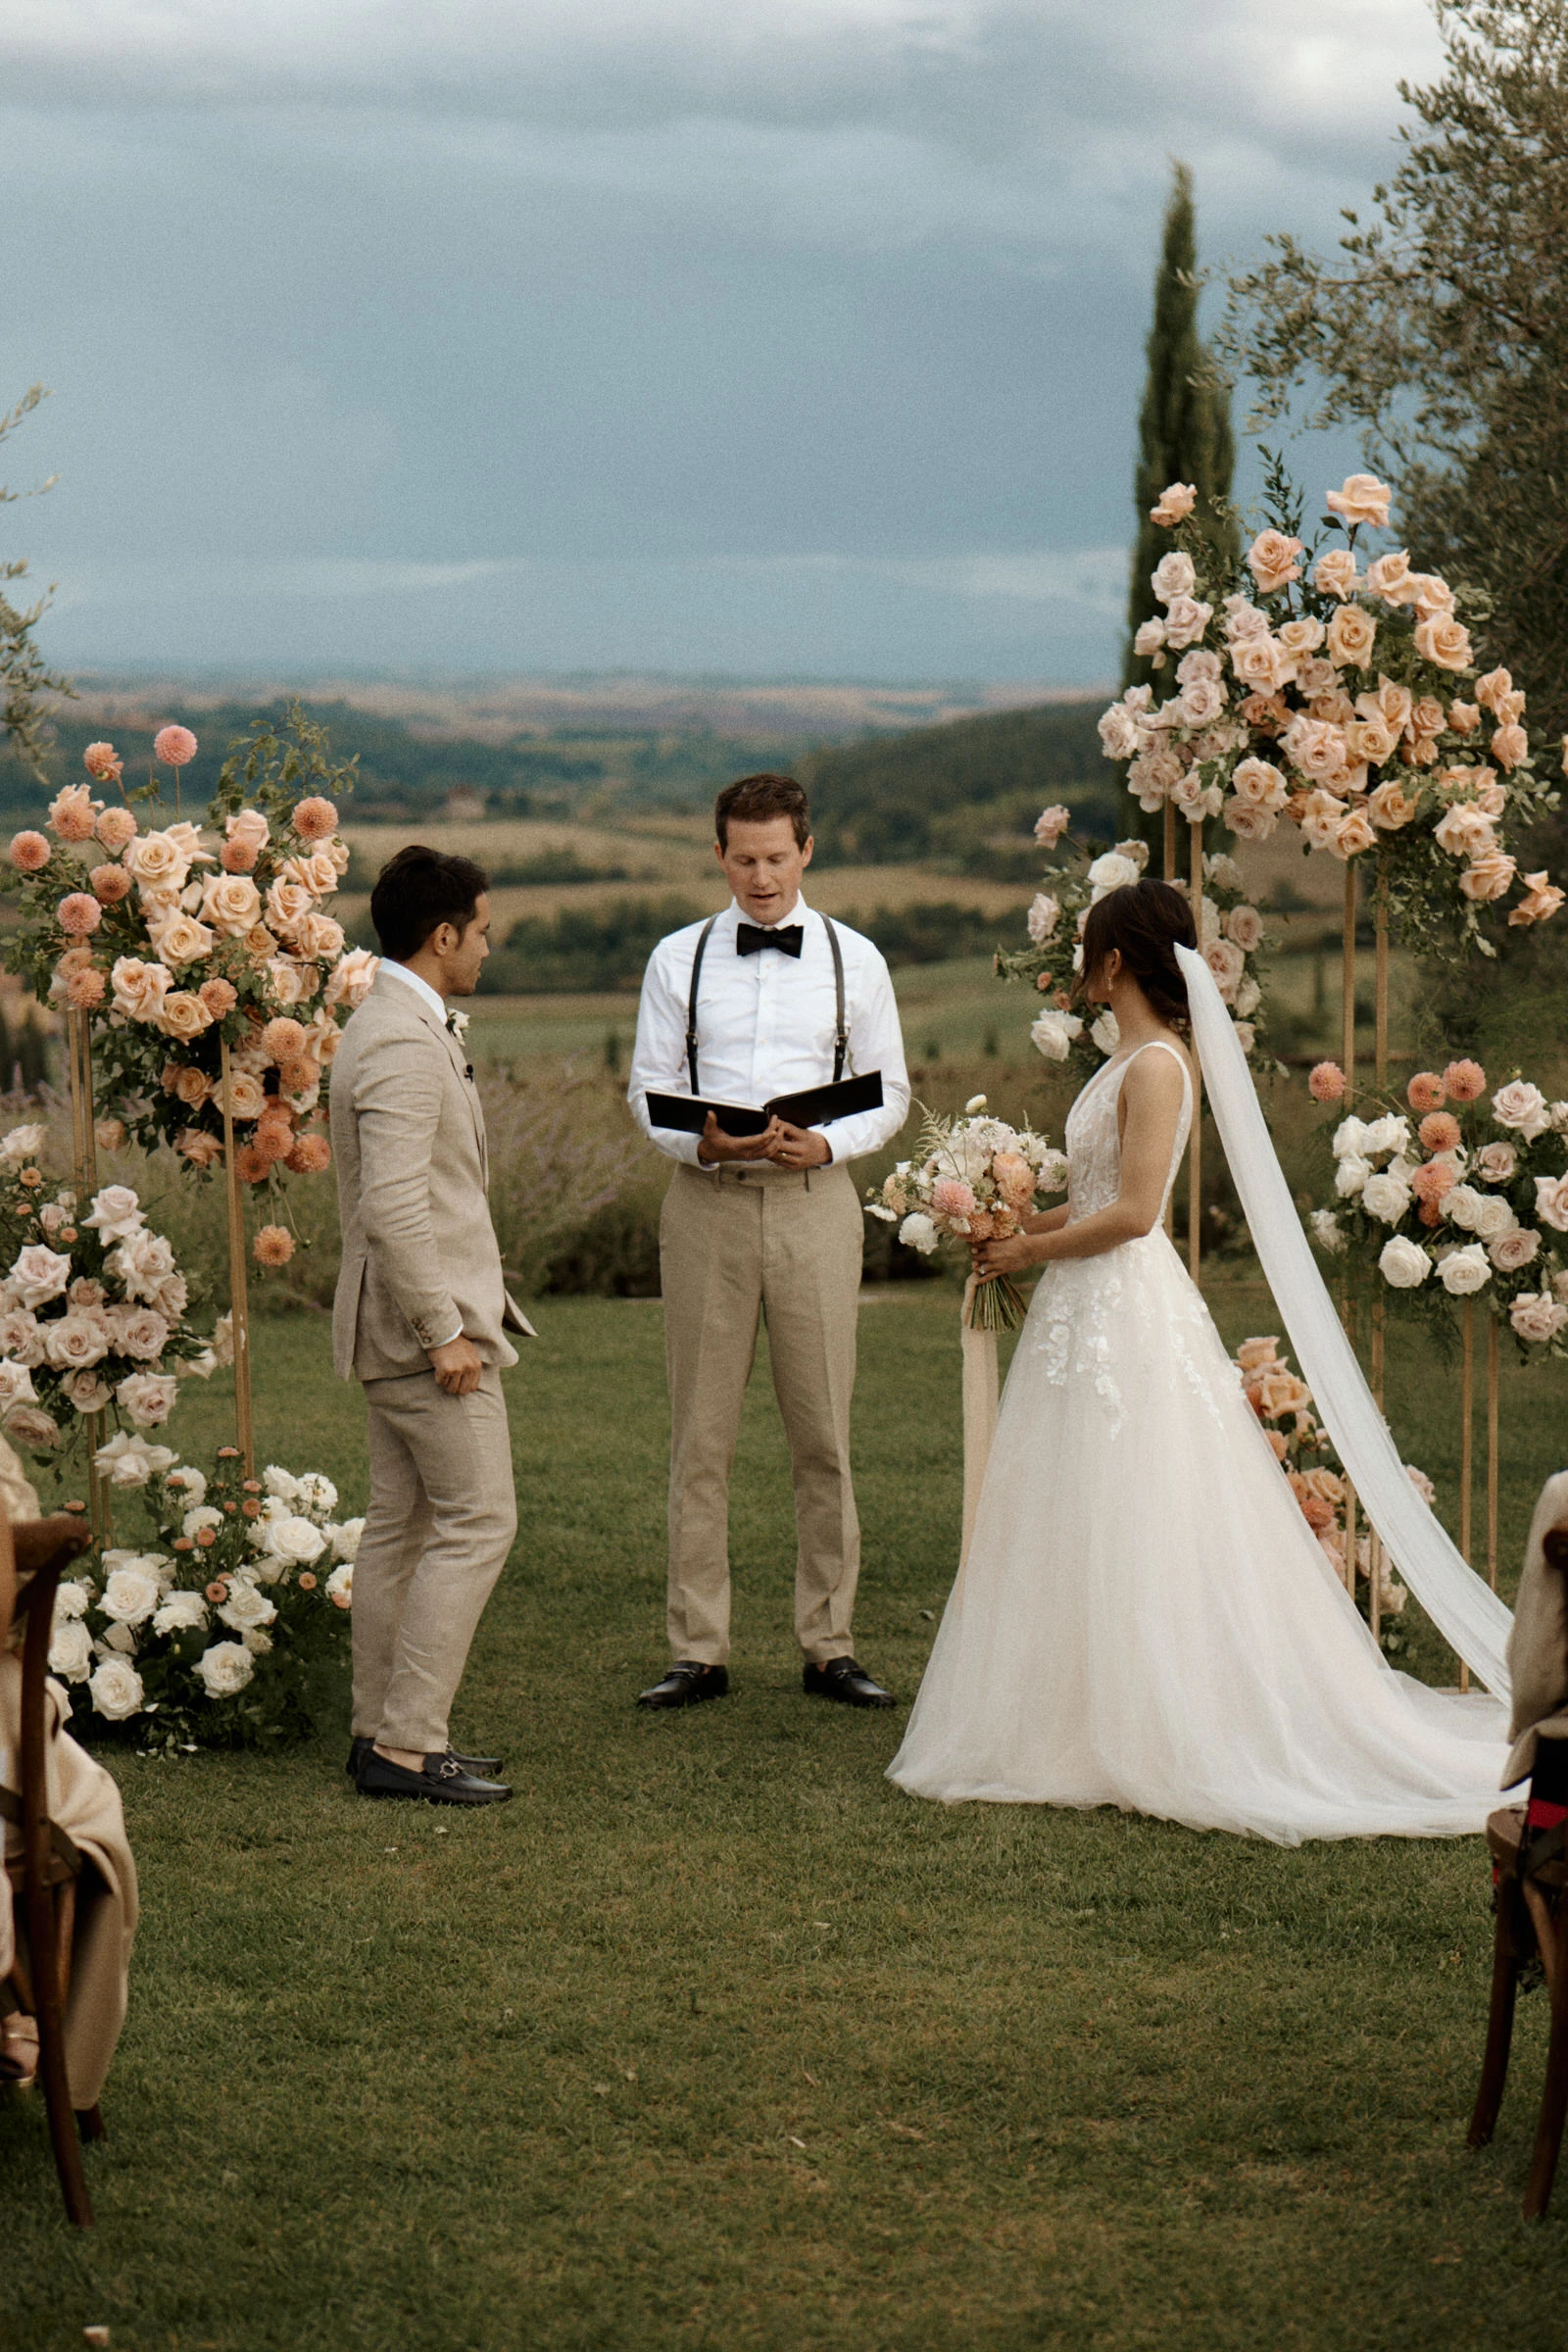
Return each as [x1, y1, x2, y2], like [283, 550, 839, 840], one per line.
[370, 844, 490, 961]
[1080, 878, 1197, 1033]
[714, 773, 811, 850]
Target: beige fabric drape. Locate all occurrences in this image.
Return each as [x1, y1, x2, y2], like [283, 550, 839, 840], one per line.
[957, 1278, 999, 1581]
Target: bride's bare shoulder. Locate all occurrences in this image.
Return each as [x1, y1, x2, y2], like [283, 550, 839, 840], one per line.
[1122, 1034, 1194, 1095]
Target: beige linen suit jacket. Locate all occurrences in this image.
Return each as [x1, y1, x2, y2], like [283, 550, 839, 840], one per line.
[330, 969, 534, 1381]
[1504, 1469, 1568, 1786]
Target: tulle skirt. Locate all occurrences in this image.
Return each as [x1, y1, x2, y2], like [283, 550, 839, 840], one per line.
[888, 1229, 1510, 1844]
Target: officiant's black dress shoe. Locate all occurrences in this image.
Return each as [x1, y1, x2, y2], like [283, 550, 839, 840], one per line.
[356, 1750, 513, 1806]
[347, 1736, 504, 1779]
[637, 1662, 729, 1709]
[803, 1656, 897, 1709]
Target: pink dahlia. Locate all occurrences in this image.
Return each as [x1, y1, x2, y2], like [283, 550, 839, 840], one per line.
[1417, 1111, 1462, 1154]
[1444, 1058, 1487, 1102]
[286, 1132, 331, 1175]
[1307, 1061, 1345, 1103]
[253, 1225, 295, 1267]
[90, 864, 133, 905]
[58, 892, 103, 936]
[291, 796, 339, 842]
[1406, 1071, 1446, 1112]
[83, 741, 122, 785]
[10, 831, 50, 872]
[930, 1177, 977, 1221]
[154, 725, 198, 767]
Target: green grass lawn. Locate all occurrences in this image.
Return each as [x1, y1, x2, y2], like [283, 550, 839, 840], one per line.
[7, 1286, 1568, 2351]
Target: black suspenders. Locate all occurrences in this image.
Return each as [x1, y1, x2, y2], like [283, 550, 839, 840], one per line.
[685, 913, 848, 1096]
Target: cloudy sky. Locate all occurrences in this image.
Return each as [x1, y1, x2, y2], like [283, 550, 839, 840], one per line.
[1, 0, 1444, 685]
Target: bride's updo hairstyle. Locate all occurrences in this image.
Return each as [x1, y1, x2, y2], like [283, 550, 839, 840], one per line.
[1080, 879, 1197, 1035]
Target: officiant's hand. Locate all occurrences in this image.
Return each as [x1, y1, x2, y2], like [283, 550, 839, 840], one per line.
[698, 1112, 784, 1164]
[762, 1120, 831, 1170]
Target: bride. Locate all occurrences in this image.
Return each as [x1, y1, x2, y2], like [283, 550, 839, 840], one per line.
[887, 878, 1510, 1843]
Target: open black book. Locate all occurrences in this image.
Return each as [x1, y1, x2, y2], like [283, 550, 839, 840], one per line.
[645, 1071, 883, 1138]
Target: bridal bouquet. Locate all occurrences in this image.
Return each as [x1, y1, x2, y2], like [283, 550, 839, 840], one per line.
[1096, 466, 1563, 958]
[1304, 1059, 1568, 1355]
[48, 1444, 359, 1750]
[2, 708, 377, 1192]
[1234, 1334, 1414, 1655]
[866, 1097, 1068, 1331]
[996, 823, 1270, 1073]
[0, 1123, 220, 1465]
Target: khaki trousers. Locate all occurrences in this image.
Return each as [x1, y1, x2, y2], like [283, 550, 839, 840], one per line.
[661, 1158, 863, 1666]
[351, 1366, 517, 1755]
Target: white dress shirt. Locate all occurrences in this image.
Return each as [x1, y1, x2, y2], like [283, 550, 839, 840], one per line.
[628, 895, 910, 1167]
[375, 957, 464, 1347]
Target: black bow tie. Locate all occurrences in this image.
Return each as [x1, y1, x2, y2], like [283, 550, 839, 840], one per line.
[736, 922, 804, 958]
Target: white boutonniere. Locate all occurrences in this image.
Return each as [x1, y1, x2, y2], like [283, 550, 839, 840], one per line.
[446, 1008, 470, 1039]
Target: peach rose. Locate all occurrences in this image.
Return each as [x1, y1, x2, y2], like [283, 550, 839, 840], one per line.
[1444, 1058, 1487, 1102]
[1225, 905, 1263, 954]
[1414, 614, 1473, 670]
[1491, 722, 1529, 772]
[177, 1129, 223, 1169]
[48, 784, 100, 842]
[110, 956, 172, 1023]
[1326, 604, 1377, 668]
[1277, 616, 1325, 657]
[1231, 635, 1286, 692]
[1203, 939, 1245, 1001]
[1367, 780, 1419, 830]
[1223, 797, 1275, 841]
[1257, 1368, 1312, 1418]
[291, 911, 344, 962]
[1246, 529, 1304, 594]
[1236, 1336, 1279, 1373]
[1331, 808, 1377, 859]
[1434, 803, 1496, 859]
[221, 1070, 268, 1121]
[1324, 473, 1392, 528]
[226, 808, 270, 856]
[201, 872, 263, 937]
[1460, 851, 1517, 904]
[1312, 548, 1360, 601]
[152, 912, 217, 967]
[245, 925, 279, 962]
[265, 879, 313, 937]
[1449, 701, 1480, 733]
[1509, 871, 1566, 927]
[1475, 667, 1514, 713]
[1230, 757, 1289, 812]
[1409, 696, 1446, 738]
[123, 828, 195, 892]
[172, 1065, 211, 1107]
[1348, 717, 1397, 765]
[1511, 1294, 1568, 1346]
[95, 806, 137, 853]
[324, 949, 378, 1009]
[160, 991, 214, 1043]
[90, 863, 133, 904]
[279, 851, 339, 899]
[1366, 550, 1413, 602]
[1407, 573, 1455, 620]
[1150, 481, 1196, 525]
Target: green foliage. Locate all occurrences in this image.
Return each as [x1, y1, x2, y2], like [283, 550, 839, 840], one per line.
[1125, 165, 1240, 694]
[0, 385, 74, 779]
[801, 702, 1116, 865]
[1222, 0, 1568, 734]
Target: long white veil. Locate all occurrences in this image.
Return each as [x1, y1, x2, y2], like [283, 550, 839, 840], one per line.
[1174, 941, 1514, 1699]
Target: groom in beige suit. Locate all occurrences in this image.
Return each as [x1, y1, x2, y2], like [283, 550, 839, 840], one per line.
[331, 845, 532, 1807]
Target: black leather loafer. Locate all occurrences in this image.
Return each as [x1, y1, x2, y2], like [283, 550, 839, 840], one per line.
[347, 1736, 504, 1779]
[637, 1662, 730, 1710]
[356, 1750, 513, 1805]
[803, 1656, 897, 1709]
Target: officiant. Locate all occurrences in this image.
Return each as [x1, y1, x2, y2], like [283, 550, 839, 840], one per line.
[628, 772, 910, 1712]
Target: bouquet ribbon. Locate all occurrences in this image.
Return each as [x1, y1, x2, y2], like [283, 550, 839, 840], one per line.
[958, 1274, 1000, 1575]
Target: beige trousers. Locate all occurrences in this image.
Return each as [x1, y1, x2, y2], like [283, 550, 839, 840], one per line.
[661, 1158, 864, 1666]
[351, 1367, 517, 1755]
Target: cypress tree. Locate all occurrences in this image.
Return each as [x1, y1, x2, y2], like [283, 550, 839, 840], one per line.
[1123, 165, 1239, 690]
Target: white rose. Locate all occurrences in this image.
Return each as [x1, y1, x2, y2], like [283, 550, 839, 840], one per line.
[1361, 1115, 1411, 1160]
[1235, 976, 1261, 1018]
[1088, 852, 1141, 902]
[262, 1464, 302, 1504]
[1470, 1193, 1518, 1244]
[195, 1641, 255, 1698]
[83, 1184, 145, 1245]
[0, 1309, 45, 1366]
[1438, 1243, 1492, 1296]
[1308, 1209, 1346, 1254]
[898, 1211, 939, 1256]
[1493, 1081, 1552, 1142]
[262, 1513, 328, 1566]
[47, 1617, 94, 1682]
[107, 1230, 176, 1299]
[1335, 1154, 1371, 1199]
[10, 1245, 72, 1311]
[88, 1655, 146, 1720]
[43, 1310, 112, 1370]
[293, 1472, 338, 1518]
[165, 1466, 207, 1508]
[1446, 1185, 1486, 1232]
[1360, 1172, 1412, 1226]
[0, 1123, 45, 1163]
[1026, 893, 1060, 945]
[152, 1591, 210, 1636]
[1379, 1235, 1432, 1289]
[324, 1563, 354, 1609]
[330, 1517, 364, 1562]
[1152, 551, 1197, 604]
[97, 1621, 137, 1655]
[1090, 1011, 1121, 1058]
[99, 1563, 163, 1626]
[54, 1578, 90, 1620]
[1332, 1117, 1370, 1160]
[1029, 1009, 1083, 1063]
[218, 1577, 277, 1633]
[116, 1371, 178, 1428]
[93, 1430, 177, 1486]
[0, 1360, 38, 1412]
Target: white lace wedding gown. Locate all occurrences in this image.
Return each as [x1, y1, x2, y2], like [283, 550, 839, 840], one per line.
[888, 1039, 1510, 1844]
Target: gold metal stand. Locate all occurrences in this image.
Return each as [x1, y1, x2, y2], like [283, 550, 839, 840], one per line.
[218, 1038, 256, 1477]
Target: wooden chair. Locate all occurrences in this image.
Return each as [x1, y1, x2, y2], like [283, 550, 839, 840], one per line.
[3, 1510, 101, 2228]
[1468, 1522, 1568, 2220]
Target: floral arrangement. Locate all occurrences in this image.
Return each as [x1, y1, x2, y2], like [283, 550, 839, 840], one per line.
[865, 1095, 1068, 1330]
[1304, 1056, 1568, 1354]
[1234, 1333, 1416, 1655]
[2, 709, 377, 1246]
[1096, 466, 1563, 957]
[47, 1443, 359, 1749]
[0, 1122, 222, 1465]
[996, 815, 1270, 1074]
